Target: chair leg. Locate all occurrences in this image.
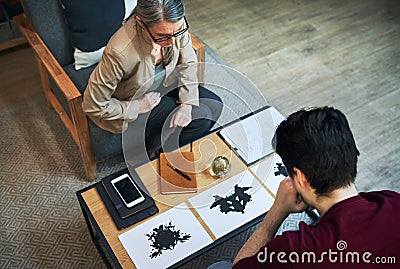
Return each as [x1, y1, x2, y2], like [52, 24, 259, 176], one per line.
[35, 55, 53, 109]
[81, 152, 97, 181]
[70, 97, 97, 181]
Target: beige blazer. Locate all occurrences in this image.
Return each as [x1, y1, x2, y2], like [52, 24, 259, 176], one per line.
[82, 17, 199, 134]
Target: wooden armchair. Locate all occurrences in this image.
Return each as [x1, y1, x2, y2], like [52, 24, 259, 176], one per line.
[14, 0, 205, 181]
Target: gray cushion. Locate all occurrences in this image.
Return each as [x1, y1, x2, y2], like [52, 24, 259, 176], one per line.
[88, 120, 123, 162]
[20, 0, 74, 66]
[63, 64, 96, 93]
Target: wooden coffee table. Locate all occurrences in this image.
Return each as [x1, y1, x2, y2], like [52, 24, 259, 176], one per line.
[77, 131, 276, 269]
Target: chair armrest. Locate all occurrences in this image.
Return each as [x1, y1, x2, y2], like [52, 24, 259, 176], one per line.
[14, 13, 97, 181]
[190, 33, 205, 84]
[190, 33, 205, 62]
[13, 14, 81, 102]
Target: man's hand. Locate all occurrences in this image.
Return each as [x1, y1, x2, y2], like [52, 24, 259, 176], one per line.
[273, 178, 309, 216]
[138, 92, 161, 114]
[169, 104, 192, 128]
[233, 177, 306, 266]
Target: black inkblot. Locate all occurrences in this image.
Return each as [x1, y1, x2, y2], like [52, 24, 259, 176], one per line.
[210, 184, 252, 214]
[146, 221, 191, 259]
[274, 163, 288, 177]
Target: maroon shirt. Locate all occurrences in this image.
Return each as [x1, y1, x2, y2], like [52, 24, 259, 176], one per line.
[234, 190, 400, 269]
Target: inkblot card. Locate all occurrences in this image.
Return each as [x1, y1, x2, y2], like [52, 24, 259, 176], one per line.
[250, 153, 287, 196]
[118, 204, 213, 269]
[189, 170, 274, 239]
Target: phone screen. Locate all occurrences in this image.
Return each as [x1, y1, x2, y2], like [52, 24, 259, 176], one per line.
[112, 175, 144, 207]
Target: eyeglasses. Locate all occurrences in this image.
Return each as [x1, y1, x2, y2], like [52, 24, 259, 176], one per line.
[142, 16, 189, 43]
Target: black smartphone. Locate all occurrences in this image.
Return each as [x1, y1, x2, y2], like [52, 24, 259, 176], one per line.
[111, 173, 145, 208]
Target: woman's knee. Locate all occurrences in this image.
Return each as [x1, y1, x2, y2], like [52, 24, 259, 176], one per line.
[198, 86, 223, 122]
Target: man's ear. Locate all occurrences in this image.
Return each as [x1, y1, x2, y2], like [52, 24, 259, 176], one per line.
[293, 167, 308, 188]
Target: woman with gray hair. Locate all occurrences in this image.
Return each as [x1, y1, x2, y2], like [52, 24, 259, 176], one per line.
[83, 0, 223, 160]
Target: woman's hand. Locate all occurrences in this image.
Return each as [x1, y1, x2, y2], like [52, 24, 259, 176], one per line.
[138, 92, 161, 114]
[170, 104, 192, 128]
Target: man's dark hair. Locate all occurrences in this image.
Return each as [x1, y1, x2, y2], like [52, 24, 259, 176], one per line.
[273, 107, 360, 195]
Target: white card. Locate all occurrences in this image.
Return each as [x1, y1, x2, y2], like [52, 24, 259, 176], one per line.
[219, 106, 285, 165]
[119, 204, 213, 269]
[250, 154, 287, 196]
[189, 170, 275, 238]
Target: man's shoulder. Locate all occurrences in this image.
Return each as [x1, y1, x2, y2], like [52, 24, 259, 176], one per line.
[359, 190, 400, 209]
[360, 189, 400, 199]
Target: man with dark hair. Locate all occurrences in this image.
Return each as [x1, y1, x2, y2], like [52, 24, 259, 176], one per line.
[210, 107, 400, 269]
